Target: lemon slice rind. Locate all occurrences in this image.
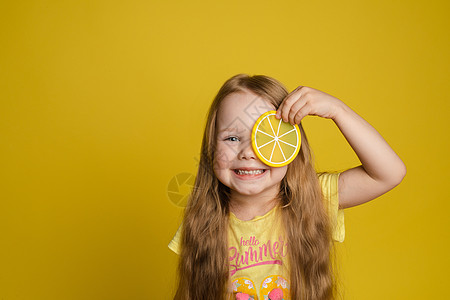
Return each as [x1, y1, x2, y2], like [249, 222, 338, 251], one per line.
[251, 110, 301, 167]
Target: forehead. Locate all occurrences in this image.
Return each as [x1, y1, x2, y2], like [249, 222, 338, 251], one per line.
[216, 91, 275, 131]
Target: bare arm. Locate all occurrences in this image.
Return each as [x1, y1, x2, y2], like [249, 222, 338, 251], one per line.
[332, 103, 406, 208]
[276, 86, 406, 209]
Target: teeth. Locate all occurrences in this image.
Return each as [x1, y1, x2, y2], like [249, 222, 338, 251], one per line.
[236, 169, 264, 175]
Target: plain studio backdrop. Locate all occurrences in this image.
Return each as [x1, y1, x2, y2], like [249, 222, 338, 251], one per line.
[0, 0, 449, 299]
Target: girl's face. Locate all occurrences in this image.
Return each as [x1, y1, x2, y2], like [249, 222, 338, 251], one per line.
[213, 91, 288, 199]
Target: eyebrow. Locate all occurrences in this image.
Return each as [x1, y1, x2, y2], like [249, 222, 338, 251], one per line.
[218, 127, 248, 134]
[219, 128, 238, 132]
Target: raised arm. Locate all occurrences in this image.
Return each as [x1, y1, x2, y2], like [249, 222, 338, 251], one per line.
[276, 86, 406, 209]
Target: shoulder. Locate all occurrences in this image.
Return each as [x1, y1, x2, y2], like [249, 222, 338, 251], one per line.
[317, 172, 341, 196]
[317, 172, 345, 242]
[317, 171, 340, 181]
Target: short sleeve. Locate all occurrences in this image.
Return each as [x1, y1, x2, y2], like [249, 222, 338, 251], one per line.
[318, 172, 345, 243]
[168, 225, 182, 255]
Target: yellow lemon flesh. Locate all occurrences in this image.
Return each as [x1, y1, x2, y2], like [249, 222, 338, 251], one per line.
[251, 110, 301, 167]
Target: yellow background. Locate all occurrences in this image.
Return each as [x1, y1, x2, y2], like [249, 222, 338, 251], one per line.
[0, 0, 448, 299]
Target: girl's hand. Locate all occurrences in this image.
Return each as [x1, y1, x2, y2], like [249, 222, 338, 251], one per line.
[275, 86, 345, 124]
[277, 86, 406, 210]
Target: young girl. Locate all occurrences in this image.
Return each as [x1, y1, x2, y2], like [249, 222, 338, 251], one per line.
[168, 74, 406, 300]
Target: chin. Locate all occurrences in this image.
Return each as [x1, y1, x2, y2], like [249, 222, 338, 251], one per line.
[234, 187, 265, 196]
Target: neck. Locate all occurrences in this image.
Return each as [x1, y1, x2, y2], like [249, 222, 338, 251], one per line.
[229, 190, 279, 221]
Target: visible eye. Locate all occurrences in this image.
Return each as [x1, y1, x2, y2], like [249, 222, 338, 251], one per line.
[225, 136, 240, 142]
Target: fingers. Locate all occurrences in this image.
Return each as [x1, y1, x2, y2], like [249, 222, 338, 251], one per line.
[289, 100, 307, 124]
[276, 86, 302, 121]
[276, 86, 307, 124]
[293, 103, 310, 124]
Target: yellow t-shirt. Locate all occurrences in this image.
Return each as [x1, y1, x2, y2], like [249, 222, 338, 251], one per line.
[168, 172, 345, 299]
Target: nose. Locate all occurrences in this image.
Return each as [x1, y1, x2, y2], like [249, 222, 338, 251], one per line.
[238, 140, 256, 160]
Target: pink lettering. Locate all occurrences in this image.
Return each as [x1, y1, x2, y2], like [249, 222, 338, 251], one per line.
[229, 247, 237, 261]
[240, 236, 260, 246]
[259, 243, 268, 258]
[238, 251, 247, 266]
[248, 247, 259, 263]
[228, 236, 289, 276]
[279, 236, 288, 257]
[273, 241, 279, 256]
[229, 260, 282, 276]
[267, 240, 276, 259]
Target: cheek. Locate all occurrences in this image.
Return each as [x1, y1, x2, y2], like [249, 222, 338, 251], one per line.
[213, 149, 234, 187]
[213, 147, 233, 172]
[270, 166, 288, 181]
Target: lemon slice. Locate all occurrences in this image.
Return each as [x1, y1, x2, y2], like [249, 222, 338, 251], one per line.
[251, 110, 301, 167]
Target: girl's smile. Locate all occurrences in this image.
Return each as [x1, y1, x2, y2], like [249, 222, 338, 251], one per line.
[232, 167, 268, 179]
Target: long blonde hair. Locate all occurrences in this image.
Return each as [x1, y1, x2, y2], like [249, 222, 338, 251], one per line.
[174, 74, 337, 299]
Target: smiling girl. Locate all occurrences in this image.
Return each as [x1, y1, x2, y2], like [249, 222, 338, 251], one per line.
[168, 74, 406, 299]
